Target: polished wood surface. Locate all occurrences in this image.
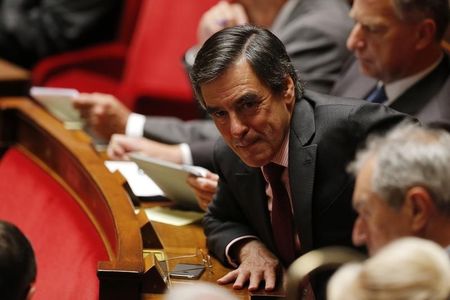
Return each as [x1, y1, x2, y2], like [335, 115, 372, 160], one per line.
[0, 98, 144, 299]
[0, 98, 251, 299]
[0, 59, 30, 96]
[142, 219, 249, 300]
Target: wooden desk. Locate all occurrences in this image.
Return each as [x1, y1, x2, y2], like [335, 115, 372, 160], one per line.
[142, 219, 249, 300]
[0, 98, 250, 299]
[0, 59, 30, 96]
[0, 98, 143, 299]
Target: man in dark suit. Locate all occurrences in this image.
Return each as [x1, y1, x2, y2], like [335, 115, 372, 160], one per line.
[74, 0, 353, 169]
[192, 25, 409, 296]
[331, 0, 449, 125]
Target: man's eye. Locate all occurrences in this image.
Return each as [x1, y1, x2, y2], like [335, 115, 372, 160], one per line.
[213, 110, 227, 118]
[362, 24, 383, 33]
[243, 101, 257, 109]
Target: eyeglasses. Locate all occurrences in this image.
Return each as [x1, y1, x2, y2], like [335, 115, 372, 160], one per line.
[149, 248, 213, 286]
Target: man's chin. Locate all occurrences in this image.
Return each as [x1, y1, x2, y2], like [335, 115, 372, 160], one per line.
[238, 152, 270, 168]
[358, 61, 377, 79]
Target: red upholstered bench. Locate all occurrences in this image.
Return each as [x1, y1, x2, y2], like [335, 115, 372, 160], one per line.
[32, 0, 218, 120]
[0, 148, 108, 299]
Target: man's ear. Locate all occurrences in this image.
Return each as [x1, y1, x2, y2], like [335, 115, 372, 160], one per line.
[283, 76, 296, 110]
[404, 186, 434, 234]
[415, 18, 437, 50]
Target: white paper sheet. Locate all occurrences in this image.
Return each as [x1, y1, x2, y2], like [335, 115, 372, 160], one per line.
[104, 160, 163, 197]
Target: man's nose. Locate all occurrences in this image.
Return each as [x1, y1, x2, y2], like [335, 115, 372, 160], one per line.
[229, 113, 247, 138]
[347, 23, 365, 52]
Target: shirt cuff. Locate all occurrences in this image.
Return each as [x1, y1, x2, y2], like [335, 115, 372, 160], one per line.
[225, 235, 258, 268]
[179, 143, 193, 165]
[125, 113, 146, 137]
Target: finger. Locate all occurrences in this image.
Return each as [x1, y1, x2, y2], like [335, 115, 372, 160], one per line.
[263, 269, 277, 291]
[198, 199, 209, 212]
[72, 93, 95, 108]
[217, 270, 239, 285]
[186, 175, 198, 187]
[107, 143, 123, 160]
[200, 177, 218, 193]
[248, 270, 263, 291]
[233, 270, 250, 290]
[206, 172, 219, 180]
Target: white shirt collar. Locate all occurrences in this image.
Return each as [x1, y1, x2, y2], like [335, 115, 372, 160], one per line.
[384, 55, 444, 105]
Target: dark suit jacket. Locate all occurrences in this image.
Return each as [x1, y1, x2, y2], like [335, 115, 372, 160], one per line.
[331, 54, 450, 125]
[203, 90, 410, 265]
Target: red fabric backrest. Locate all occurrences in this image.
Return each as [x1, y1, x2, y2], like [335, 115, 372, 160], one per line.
[119, 0, 218, 108]
[117, 0, 144, 44]
[0, 148, 108, 300]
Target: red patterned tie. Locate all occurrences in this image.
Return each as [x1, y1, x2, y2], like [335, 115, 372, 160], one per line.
[263, 163, 296, 267]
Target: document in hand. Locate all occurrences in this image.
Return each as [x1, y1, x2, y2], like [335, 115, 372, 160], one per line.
[129, 153, 208, 211]
[30, 86, 83, 129]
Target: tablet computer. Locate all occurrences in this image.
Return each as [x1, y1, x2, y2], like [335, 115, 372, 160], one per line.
[129, 153, 208, 211]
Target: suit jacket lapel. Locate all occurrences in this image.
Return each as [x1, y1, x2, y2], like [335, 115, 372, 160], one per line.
[289, 99, 317, 254]
[390, 55, 450, 116]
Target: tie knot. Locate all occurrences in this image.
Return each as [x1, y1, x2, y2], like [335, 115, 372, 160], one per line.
[366, 85, 387, 104]
[263, 163, 285, 183]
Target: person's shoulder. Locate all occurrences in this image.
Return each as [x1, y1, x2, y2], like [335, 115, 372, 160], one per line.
[299, 89, 413, 135]
[288, 0, 352, 27]
[302, 89, 367, 108]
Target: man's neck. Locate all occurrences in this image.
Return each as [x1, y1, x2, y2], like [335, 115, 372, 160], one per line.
[425, 217, 450, 249]
[385, 46, 443, 84]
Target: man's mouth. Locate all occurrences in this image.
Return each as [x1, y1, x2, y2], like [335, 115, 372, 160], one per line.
[235, 138, 257, 149]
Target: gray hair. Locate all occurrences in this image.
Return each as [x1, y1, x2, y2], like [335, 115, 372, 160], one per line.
[164, 282, 238, 300]
[392, 0, 449, 40]
[348, 122, 450, 213]
[328, 237, 450, 300]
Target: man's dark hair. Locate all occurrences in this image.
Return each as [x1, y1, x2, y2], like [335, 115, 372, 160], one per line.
[191, 25, 302, 108]
[0, 221, 36, 300]
[393, 0, 449, 41]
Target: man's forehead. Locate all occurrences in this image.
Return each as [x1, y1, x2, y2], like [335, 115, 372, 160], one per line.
[353, 191, 369, 208]
[200, 60, 262, 100]
[350, 0, 397, 21]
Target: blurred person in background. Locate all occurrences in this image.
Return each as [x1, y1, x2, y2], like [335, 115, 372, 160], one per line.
[0, 0, 121, 68]
[328, 237, 450, 300]
[348, 123, 450, 256]
[0, 220, 37, 300]
[331, 0, 450, 125]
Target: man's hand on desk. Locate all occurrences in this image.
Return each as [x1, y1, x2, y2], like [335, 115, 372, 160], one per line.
[187, 171, 219, 211]
[218, 239, 281, 292]
[107, 134, 183, 164]
[73, 92, 130, 139]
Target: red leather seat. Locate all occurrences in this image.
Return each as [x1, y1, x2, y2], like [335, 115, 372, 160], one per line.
[32, 0, 218, 120]
[0, 148, 108, 300]
[31, 0, 143, 98]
